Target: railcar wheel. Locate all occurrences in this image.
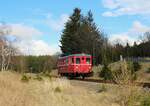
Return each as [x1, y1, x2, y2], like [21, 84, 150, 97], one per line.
[81, 75, 85, 80]
[68, 76, 74, 80]
[67, 73, 73, 80]
[60, 73, 63, 76]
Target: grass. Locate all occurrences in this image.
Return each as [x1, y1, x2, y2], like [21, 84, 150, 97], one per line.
[54, 86, 61, 93]
[21, 74, 30, 82]
[0, 71, 103, 106]
[145, 68, 150, 73]
[0, 71, 150, 106]
[141, 94, 150, 106]
[33, 74, 43, 81]
[91, 61, 150, 82]
[98, 84, 107, 93]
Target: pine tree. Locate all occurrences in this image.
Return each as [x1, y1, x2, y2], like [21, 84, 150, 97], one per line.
[74, 10, 105, 64]
[99, 64, 113, 81]
[133, 42, 138, 57]
[60, 8, 81, 54]
[60, 9, 106, 64]
[125, 42, 131, 57]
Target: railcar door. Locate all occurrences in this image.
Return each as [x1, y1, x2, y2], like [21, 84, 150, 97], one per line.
[75, 57, 81, 73]
[80, 56, 86, 72]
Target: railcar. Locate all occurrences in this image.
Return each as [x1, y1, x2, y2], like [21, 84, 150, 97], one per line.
[57, 53, 93, 79]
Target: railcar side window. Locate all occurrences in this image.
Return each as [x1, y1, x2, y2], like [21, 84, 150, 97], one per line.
[86, 58, 90, 64]
[76, 58, 80, 64]
[71, 58, 74, 64]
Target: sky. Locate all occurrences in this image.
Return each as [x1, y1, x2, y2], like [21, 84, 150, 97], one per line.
[0, 0, 150, 55]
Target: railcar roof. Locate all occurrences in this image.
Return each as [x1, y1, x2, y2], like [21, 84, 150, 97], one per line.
[59, 53, 91, 58]
[69, 54, 91, 56]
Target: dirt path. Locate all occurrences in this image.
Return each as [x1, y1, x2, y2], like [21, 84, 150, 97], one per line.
[69, 79, 100, 92]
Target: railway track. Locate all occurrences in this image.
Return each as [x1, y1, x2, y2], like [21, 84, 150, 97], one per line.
[52, 75, 150, 88]
[74, 78, 150, 88]
[138, 82, 150, 88]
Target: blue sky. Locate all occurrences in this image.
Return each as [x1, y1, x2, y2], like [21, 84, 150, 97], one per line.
[0, 0, 150, 55]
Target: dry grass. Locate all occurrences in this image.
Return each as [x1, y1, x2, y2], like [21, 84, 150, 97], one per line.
[136, 62, 150, 82]
[0, 71, 149, 106]
[108, 61, 150, 82]
[0, 71, 120, 106]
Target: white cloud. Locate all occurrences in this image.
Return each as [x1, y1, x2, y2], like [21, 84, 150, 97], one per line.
[0, 13, 69, 55]
[0, 23, 60, 55]
[129, 21, 150, 33]
[10, 23, 60, 55]
[102, 11, 118, 17]
[110, 33, 135, 45]
[109, 21, 150, 45]
[102, 0, 120, 9]
[10, 23, 42, 39]
[45, 14, 69, 31]
[102, 0, 150, 17]
[13, 40, 60, 56]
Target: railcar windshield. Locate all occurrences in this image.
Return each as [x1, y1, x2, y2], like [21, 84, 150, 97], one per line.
[86, 58, 90, 64]
[66, 58, 68, 64]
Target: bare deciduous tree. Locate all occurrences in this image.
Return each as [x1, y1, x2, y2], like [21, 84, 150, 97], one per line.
[0, 23, 15, 71]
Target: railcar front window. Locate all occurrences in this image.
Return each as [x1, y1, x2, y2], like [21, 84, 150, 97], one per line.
[66, 58, 68, 64]
[86, 58, 90, 64]
[76, 58, 80, 64]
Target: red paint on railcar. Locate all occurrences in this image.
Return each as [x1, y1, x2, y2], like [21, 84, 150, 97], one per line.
[57, 54, 93, 78]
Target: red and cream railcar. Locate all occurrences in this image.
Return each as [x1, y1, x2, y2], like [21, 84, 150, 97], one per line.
[57, 54, 93, 78]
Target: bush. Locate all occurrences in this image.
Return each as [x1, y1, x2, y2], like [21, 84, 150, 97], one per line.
[34, 74, 43, 81]
[141, 95, 150, 106]
[21, 74, 30, 82]
[54, 86, 61, 93]
[133, 61, 141, 71]
[41, 72, 52, 80]
[128, 61, 141, 74]
[99, 65, 113, 81]
[112, 61, 137, 84]
[128, 61, 140, 80]
[146, 68, 150, 73]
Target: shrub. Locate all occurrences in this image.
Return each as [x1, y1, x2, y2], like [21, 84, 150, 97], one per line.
[128, 61, 140, 80]
[34, 74, 43, 81]
[112, 61, 137, 84]
[99, 65, 113, 81]
[141, 95, 150, 106]
[128, 61, 141, 74]
[146, 68, 150, 73]
[21, 74, 30, 82]
[42, 72, 52, 80]
[54, 86, 61, 93]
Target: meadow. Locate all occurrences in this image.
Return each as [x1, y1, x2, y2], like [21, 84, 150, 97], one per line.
[0, 70, 150, 106]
